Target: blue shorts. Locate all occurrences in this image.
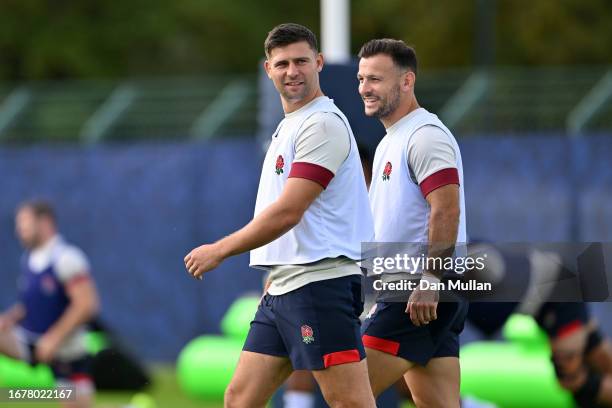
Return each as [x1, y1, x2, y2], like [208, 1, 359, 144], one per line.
[26, 342, 92, 384]
[243, 274, 366, 370]
[362, 296, 468, 366]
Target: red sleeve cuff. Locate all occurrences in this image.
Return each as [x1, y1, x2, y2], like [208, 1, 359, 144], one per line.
[419, 168, 459, 197]
[66, 274, 91, 289]
[288, 162, 334, 189]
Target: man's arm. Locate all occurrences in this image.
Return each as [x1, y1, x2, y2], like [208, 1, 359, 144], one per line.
[407, 184, 460, 326]
[425, 183, 460, 278]
[185, 112, 348, 279]
[36, 278, 99, 363]
[404, 126, 461, 326]
[0, 303, 26, 331]
[185, 177, 324, 279]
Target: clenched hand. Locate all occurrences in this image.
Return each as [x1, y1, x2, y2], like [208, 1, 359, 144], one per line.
[406, 286, 439, 326]
[184, 244, 225, 280]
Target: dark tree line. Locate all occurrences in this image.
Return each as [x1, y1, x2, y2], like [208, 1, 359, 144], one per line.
[0, 0, 610, 80]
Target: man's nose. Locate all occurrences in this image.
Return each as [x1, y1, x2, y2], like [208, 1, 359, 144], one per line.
[287, 62, 299, 77]
[359, 81, 370, 95]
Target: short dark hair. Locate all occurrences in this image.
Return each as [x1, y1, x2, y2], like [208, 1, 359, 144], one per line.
[358, 39, 417, 75]
[264, 23, 318, 58]
[18, 200, 56, 223]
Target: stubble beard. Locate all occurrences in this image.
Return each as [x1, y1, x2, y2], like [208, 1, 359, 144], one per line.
[281, 81, 311, 104]
[370, 85, 401, 119]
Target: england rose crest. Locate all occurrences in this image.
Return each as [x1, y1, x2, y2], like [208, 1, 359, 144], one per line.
[275, 155, 284, 175]
[382, 161, 392, 181]
[301, 325, 314, 344]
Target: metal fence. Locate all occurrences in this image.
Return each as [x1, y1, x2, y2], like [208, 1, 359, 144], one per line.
[0, 76, 258, 143]
[0, 66, 611, 143]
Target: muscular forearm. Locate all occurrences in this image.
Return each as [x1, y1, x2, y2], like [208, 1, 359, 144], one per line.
[185, 178, 321, 279]
[45, 299, 98, 344]
[426, 208, 459, 279]
[217, 201, 301, 259]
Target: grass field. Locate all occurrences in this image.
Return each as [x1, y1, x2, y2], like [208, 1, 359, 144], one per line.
[1, 365, 223, 408]
[1, 365, 416, 408]
[94, 365, 223, 408]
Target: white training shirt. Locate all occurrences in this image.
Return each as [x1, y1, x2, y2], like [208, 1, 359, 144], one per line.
[294, 111, 350, 173]
[27, 235, 90, 283]
[250, 96, 374, 295]
[369, 108, 467, 278]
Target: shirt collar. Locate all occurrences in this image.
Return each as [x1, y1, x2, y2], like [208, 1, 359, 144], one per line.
[284, 96, 329, 119]
[386, 108, 426, 134]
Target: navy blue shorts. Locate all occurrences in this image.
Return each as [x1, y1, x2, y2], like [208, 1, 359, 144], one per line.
[26, 343, 92, 383]
[243, 274, 366, 370]
[362, 297, 468, 366]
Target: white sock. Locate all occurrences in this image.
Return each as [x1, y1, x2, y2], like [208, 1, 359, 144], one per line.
[283, 390, 315, 408]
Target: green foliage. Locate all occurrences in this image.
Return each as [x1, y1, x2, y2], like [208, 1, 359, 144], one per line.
[497, 0, 612, 65]
[0, 0, 318, 79]
[352, 0, 475, 68]
[0, 0, 611, 80]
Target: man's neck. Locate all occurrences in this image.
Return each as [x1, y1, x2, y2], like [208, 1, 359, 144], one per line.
[33, 233, 58, 252]
[381, 97, 420, 129]
[282, 89, 324, 114]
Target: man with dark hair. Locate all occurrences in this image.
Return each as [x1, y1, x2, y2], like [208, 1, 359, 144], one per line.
[185, 23, 376, 408]
[264, 22, 318, 59]
[0, 200, 100, 408]
[357, 38, 468, 407]
[358, 38, 418, 75]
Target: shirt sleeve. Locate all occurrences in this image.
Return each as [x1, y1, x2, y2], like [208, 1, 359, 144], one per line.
[55, 246, 91, 285]
[407, 125, 459, 197]
[288, 112, 350, 188]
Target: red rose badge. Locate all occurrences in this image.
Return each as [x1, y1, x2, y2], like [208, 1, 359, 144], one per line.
[382, 161, 392, 181]
[301, 324, 314, 344]
[275, 155, 284, 175]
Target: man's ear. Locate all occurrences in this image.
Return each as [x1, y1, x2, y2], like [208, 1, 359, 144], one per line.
[264, 59, 272, 78]
[316, 53, 324, 73]
[403, 70, 416, 92]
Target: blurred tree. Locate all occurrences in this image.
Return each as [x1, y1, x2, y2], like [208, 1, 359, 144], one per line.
[352, 0, 475, 69]
[0, 0, 318, 79]
[0, 0, 611, 80]
[497, 0, 612, 65]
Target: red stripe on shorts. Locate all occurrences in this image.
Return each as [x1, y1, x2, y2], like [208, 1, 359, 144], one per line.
[322, 349, 361, 368]
[70, 373, 93, 383]
[362, 335, 400, 355]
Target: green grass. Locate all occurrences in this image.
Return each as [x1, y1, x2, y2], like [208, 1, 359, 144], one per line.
[2, 365, 416, 408]
[95, 365, 222, 408]
[0, 365, 222, 408]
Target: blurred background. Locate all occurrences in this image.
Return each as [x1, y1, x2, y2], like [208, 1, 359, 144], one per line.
[1, 0, 612, 407]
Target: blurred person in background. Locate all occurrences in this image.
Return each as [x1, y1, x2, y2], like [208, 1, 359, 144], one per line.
[466, 243, 612, 408]
[0, 200, 99, 408]
[184, 23, 376, 408]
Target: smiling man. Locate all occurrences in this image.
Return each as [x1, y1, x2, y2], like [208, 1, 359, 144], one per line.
[357, 39, 468, 407]
[184, 24, 375, 408]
